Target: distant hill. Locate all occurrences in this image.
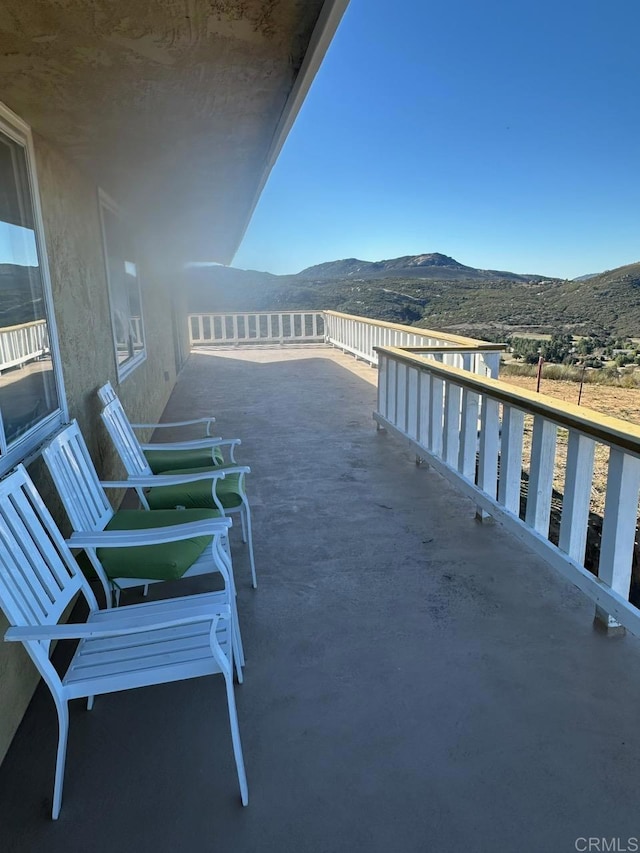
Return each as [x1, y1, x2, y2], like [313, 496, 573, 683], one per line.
[187, 254, 640, 339]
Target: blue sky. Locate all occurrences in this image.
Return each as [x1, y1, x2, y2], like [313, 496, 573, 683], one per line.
[234, 0, 640, 279]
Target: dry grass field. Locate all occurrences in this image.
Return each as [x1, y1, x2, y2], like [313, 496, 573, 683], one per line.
[500, 375, 640, 517]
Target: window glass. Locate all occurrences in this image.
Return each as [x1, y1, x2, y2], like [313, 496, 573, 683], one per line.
[101, 203, 145, 371]
[0, 131, 59, 446]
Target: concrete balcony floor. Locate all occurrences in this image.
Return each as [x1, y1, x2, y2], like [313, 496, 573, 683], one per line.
[2, 345, 640, 853]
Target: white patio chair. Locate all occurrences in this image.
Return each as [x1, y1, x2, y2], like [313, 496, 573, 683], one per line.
[98, 391, 257, 589]
[41, 421, 245, 678]
[98, 378, 217, 435]
[98, 380, 232, 467]
[0, 465, 248, 819]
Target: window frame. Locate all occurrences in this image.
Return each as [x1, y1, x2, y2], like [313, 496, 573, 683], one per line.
[98, 189, 147, 381]
[0, 101, 68, 474]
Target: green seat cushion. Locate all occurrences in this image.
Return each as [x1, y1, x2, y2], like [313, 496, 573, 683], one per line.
[94, 508, 220, 582]
[144, 446, 224, 474]
[145, 467, 244, 512]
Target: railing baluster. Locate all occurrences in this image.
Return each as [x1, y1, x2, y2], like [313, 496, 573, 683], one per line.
[498, 405, 525, 515]
[477, 396, 500, 507]
[428, 376, 444, 457]
[596, 450, 640, 628]
[443, 381, 461, 466]
[525, 416, 557, 536]
[458, 389, 479, 481]
[396, 363, 408, 432]
[418, 371, 430, 448]
[378, 354, 388, 421]
[387, 358, 397, 423]
[407, 366, 419, 440]
[559, 432, 595, 564]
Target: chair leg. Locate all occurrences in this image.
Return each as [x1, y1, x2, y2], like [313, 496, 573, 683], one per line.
[143, 584, 149, 597]
[240, 506, 247, 543]
[214, 539, 245, 668]
[223, 669, 248, 806]
[230, 594, 245, 676]
[243, 501, 257, 589]
[87, 696, 94, 710]
[52, 698, 69, 820]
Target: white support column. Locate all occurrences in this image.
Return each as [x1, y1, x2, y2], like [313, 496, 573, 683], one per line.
[498, 405, 525, 515]
[443, 382, 462, 467]
[559, 432, 596, 565]
[458, 388, 479, 481]
[477, 396, 500, 520]
[525, 416, 557, 536]
[596, 449, 640, 630]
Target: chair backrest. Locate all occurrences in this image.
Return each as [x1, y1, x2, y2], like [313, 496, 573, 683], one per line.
[100, 399, 153, 477]
[0, 465, 96, 636]
[97, 381, 117, 406]
[41, 421, 115, 533]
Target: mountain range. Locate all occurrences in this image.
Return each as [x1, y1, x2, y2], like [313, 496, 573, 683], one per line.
[188, 253, 640, 339]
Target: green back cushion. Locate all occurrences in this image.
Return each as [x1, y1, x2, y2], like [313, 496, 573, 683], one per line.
[94, 508, 219, 581]
[145, 467, 243, 511]
[144, 446, 224, 474]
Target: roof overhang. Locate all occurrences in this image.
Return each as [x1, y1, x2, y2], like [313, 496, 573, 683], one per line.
[0, 0, 349, 265]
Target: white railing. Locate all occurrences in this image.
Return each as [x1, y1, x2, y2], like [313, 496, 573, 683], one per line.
[189, 312, 325, 345]
[0, 319, 49, 372]
[189, 309, 505, 377]
[323, 310, 504, 377]
[374, 346, 640, 634]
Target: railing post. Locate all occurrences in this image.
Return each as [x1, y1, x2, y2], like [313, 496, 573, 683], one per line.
[595, 450, 640, 632]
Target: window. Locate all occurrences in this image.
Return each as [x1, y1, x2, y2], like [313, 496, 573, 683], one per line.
[99, 193, 146, 378]
[0, 104, 66, 472]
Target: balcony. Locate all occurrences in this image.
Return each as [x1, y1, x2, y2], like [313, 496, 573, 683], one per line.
[2, 318, 640, 851]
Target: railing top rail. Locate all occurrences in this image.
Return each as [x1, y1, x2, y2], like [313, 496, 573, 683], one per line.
[402, 344, 506, 353]
[323, 309, 505, 349]
[376, 345, 640, 453]
[188, 311, 322, 317]
[0, 319, 47, 333]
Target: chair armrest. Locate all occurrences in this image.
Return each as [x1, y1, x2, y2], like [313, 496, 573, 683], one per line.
[5, 606, 231, 642]
[205, 465, 251, 476]
[99, 470, 227, 489]
[139, 437, 240, 452]
[67, 517, 232, 550]
[131, 416, 216, 434]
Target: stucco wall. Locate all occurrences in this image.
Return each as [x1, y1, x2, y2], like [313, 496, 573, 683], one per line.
[0, 132, 182, 764]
